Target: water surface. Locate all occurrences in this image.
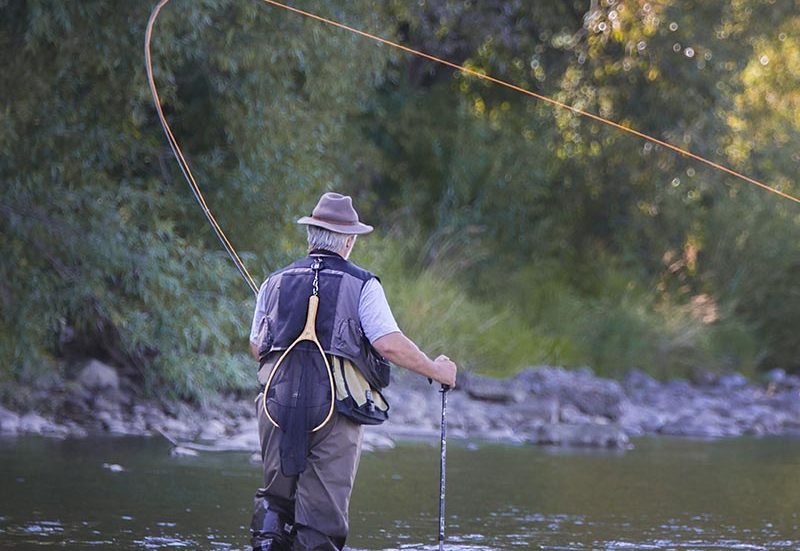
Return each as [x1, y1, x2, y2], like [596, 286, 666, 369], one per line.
[1, 435, 798, 549]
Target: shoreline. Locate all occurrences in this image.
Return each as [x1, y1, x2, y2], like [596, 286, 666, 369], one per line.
[2, 361, 799, 455]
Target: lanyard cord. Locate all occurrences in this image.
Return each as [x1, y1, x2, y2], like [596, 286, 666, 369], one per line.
[145, 1, 799, 298]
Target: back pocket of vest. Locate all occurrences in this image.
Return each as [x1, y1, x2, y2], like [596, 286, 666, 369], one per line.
[334, 318, 363, 357]
[256, 315, 274, 361]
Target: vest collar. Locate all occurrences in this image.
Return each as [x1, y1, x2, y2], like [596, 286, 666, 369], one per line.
[309, 248, 344, 259]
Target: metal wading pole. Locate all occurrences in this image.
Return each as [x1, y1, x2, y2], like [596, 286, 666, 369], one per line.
[438, 384, 450, 551]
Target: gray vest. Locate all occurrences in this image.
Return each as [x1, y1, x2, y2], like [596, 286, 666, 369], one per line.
[255, 252, 391, 389]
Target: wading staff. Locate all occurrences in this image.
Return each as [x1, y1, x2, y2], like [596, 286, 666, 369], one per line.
[438, 384, 450, 551]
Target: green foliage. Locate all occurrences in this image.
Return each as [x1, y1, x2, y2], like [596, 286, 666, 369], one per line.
[2, 0, 799, 402]
[0, 0, 391, 399]
[344, 0, 799, 375]
[353, 237, 581, 377]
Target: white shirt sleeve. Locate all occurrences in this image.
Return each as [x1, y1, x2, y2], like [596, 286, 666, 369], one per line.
[249, 279, 269, 344]
[358, 278, 400, 344]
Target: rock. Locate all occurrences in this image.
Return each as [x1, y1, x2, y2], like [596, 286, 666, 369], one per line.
[662, 379, 694, 397]
[508, 396, 559, 424]
[18, 412, 50, 434]
[478, 427, 526, 444]
[382, 389, 431, 426]
[170, 446, 199, 458]
[623, 369, 661, 392]
[362, 430, 395, 452]
[62, 385, 92, 418]
[765, 368, 786, 385]
[559, 404, 594, 424]
[618, 403, 666, 435]
[516, 366, 626, 420]
[158, 417, 192, 438]
[235, 417, 259, 436]
[65, 422, 89, 438]
[690, 367, 720, 387]
[226, 430, 260, 451]
[464, 373, 526, 403]
[249, 451, 263, 465]
[77, 360, 119, 391]
[783, 375, 800, 391]
[718, 372, 749, 390]
[734, 406, 787, 436]
[528, 423, 631, 449]
[762, 391, 800, 419]
[93, 395, 121, 415]
[0, 405, 20, 435]
[659, 410, 743, 438]
[102, 463, 125, 473]
[572, 382, 626, 419]
[199, 419, 228, 441]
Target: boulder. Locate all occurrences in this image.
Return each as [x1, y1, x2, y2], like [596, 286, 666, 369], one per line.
[18, 412, 50, 434]
[508, 396, 559, 424]
[515, 366, 625, 420]
[559, 403, 595, 424]
[362, 430, 395, 452]
[764, 368, 786, 385]
[618, 403, 667, 435]
[569, 380, 626, 419]
[170, 446, 199, 458]
[690, 367, 720, 387]
[77, 360, 119, 391]
[0, 405, 20, 435]
[198, 419, 228, 441]
[717, 372, 749, 390]
[528, 423, 631, 449]
[464, 373, 526, 403]
[659, 410, 743, 438]
[225, 430, 260, 451]
[623, 369, 661, 392]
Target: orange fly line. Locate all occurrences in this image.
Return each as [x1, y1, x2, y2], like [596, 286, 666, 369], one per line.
[144, 0, 800, 292]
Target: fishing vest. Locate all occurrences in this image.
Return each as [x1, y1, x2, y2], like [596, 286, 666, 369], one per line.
[255, 252, 391, 392]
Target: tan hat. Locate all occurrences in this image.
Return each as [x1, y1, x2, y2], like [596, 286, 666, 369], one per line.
[297, 192, 374, 235]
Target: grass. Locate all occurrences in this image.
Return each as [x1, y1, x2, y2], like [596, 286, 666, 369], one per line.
[353, 235, 759, 381]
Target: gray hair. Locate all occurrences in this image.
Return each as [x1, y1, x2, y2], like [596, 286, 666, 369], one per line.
[307, 225, 352, 254]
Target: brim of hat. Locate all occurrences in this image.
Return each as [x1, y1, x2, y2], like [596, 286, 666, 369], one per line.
[297, 216, 374, 235]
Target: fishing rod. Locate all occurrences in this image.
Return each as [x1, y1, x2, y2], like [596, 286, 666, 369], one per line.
[144, 0, 259, 296]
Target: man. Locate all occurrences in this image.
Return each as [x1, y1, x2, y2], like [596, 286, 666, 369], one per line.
[248, 192, 457, 550]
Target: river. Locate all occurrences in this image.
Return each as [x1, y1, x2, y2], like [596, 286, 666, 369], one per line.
[1, 435, 798, 549]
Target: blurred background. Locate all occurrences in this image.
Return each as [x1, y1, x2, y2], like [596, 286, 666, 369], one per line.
[2, 0, 799, 402]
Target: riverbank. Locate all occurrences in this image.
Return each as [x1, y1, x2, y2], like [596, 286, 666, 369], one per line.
[1, 360, 799, 453]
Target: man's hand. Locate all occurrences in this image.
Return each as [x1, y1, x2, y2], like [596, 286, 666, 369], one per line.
[433, 354, 457, 388]
[373, 332, 457, 388]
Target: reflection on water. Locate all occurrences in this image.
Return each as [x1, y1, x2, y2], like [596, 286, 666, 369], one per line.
[1, 435, 798, 549]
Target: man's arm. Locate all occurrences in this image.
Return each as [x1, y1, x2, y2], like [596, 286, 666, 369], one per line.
[249, 341, 258, 361]
[372, 331, 457, 388]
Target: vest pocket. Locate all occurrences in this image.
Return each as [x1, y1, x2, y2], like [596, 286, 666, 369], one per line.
[256, 315, 274, 362]
[334, 318, 391, 389]
[334, 318, 363, 357]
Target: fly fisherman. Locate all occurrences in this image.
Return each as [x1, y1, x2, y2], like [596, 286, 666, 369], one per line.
[248, 192, 458, 551]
